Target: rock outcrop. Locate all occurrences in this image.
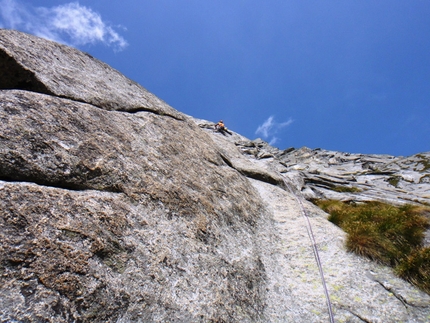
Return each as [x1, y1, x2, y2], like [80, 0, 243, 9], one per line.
[1, 29, 430, 322]
[198, 118, 430, 207]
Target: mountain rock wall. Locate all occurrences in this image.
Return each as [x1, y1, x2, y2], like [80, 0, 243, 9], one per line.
[1, 29, 430, 323]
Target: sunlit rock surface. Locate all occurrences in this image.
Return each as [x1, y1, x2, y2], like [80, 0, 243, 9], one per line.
[1, 29, 430, 323]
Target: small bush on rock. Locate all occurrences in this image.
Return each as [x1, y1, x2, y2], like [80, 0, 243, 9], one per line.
[396, 247, 430, 293]
[313, 199, 430, 293]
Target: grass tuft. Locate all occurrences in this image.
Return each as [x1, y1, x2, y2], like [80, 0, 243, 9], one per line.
[313, 199, 430, 293]
[387, 176, 401, 187]
[395, 247, 430, 293]
[330, 186, 362, 193]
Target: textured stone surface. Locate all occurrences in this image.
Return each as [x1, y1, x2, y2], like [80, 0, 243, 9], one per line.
[0, 29, 182, 119]
[225, 133, 430, 207]
[197, 119, 430, 323]
[0, 90, 267, 322]
[1, 29, 430, 322]
[281, 147, 430, 206]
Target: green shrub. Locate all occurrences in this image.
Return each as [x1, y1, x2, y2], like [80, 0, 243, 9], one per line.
[313, 199, 430, 293]
[314, 200, 349, 226]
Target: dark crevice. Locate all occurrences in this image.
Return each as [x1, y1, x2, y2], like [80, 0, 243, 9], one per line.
[0, 49, 182, 121]
[347, 311, 373, 323]
[0, 50, 52, 95]
[44, 93, 182, 121]
[0, 177, 123, 194]
[376, 281, 407, 309]
[339, 305, 373, 323]
[123, 106, 184, 120]
[220, 154, 234, 168]
[365, 171, 396, 176]
[375, 280, 426, 309]
[304, 176, 350, 188]
[238, 169, 283, 187]
[3, 86, 182, 121]
[304, 178, 335, 190]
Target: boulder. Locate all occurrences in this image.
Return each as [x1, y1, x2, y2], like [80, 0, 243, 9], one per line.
[0, 29, 182, 119]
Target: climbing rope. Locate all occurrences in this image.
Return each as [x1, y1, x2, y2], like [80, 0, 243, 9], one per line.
[283, 180, 335, 323]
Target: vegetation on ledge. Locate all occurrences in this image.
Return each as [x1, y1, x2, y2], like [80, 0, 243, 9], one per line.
[312, 199, 430, 294]
[329, 185, 362, 193]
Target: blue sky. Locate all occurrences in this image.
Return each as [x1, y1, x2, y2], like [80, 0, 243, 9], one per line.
[1, 0, 429, 156]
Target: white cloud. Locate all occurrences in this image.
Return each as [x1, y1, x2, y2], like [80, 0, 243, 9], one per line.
[0, 0, 127, 51]
[269, 137, 279, 146]
[0, 0, 27, 28]
[255, 115, 275, 138]
[255, 115, 293, 146]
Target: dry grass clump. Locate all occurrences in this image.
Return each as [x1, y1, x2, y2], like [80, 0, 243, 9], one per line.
[395, 247, 430, 293]
[330, 185, 362, 193]
[313, 199, 430, 293]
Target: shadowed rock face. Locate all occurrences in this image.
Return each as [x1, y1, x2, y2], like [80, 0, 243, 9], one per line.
[1, 29, 430, 322]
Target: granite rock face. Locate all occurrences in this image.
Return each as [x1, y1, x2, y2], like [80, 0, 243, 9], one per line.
[224, 129, 430, 207]
[1, 29, 430, 322]
[280, 147, 430, 206]
[0, 29, 182, 119]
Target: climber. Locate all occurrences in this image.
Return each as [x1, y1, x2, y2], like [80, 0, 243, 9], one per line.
[215, 120, 225, 131]
[214, 120, 232, 135]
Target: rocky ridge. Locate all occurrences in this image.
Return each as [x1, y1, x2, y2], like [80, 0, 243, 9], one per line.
[227, 130, 429, 206]
[197, 118, 430, 206]
[1, 29, 430, 322]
